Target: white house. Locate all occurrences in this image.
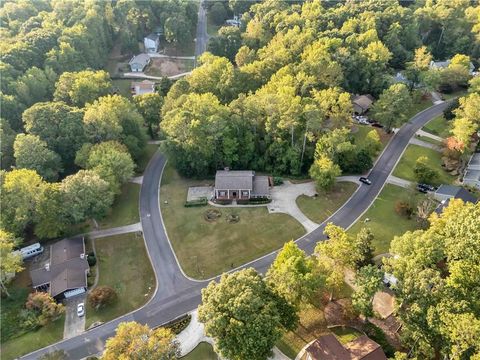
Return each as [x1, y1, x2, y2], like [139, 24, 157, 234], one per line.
[129, 54, 150, 72]
[131, 80, 155, 96]
[144, 33, 160, 53]
[429, 59, 475, 75]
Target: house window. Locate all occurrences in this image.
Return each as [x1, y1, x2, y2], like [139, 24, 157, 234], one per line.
[242, 191, 249, 196]
[219, 191, 226, 197]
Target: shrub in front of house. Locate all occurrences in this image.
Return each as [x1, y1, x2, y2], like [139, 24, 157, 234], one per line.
[184, 198, 208, 207]
[273, 177, 284, 186]
[88, 286, 117, 310]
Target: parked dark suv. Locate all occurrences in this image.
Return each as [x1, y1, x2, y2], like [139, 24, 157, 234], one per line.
[359, 177, 372, 185]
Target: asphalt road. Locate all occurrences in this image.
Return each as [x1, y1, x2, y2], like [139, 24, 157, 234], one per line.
[194, 0, 208, 66]
[20, 101, 448, 360]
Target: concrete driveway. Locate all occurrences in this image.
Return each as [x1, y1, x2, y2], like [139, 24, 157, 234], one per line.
[268, 181, 319, 232]
[63, 295, 86, 339]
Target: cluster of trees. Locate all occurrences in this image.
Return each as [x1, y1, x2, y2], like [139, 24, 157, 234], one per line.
[162, 0, 479, 180]
[113, 0, 198, 54]
[1, 69, 146, 243]
[385, 200, 480, 359]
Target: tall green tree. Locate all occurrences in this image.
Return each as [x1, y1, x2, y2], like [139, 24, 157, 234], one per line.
[13, 134, 62, 182]
[413, 156, 438, 184]
[0, 169, 45, 235]
[53, 70, 112, 107]
[266, 241, 321, 307]
[354, 228, 375, 269]
[0, 230, 23, 297]
[198, 268, 297, 360]
[309, 155, 341, 192]
[372, 83, 412, 131]
[22, 102, 85, 170]
[85, 141, 135, 194]
[83, 95, 146, 160]
[384, 200, 480, 359]
[61, 170, 114, 224]
[0, 118, 16, 170]
[352, 265, 383, 317]
[133, 92, 163, 138]
[34, 183, 69, 239]
[208, 26, 243, 62]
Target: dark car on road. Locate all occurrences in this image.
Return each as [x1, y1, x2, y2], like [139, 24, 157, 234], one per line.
[359, 177, 372, 185]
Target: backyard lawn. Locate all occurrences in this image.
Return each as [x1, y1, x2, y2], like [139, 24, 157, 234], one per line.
[85, 232, 155, 328]
[96, 183, 140, 229]
[330, 326, 363, 345]
[296, 182, 358, 224]
[417, 135, 443, 146]
[1, 281, 65, 360]
[404, 97, 433, 119]
[422, 115, 451, 139]
[276, 284, 353, 359]
[112, 79, 133, 98]
[160, 162, 305, 279]
[182, 342, 218, 360]
[392, 144, 455, 185]
[348, 184, 422, 255]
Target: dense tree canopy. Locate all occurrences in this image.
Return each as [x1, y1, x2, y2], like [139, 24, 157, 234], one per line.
[385, 200, 480, 359]
[198, 268, 297, 360]
[102, 322, 179, 360]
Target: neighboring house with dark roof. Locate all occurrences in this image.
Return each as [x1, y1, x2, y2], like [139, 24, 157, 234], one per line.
[214, 170, 270, 200]
[305, 334, 387, 360]
[144, 33, 160, 53]
[129, 54, 151, 72]
[30, 237, 89, 300]
[429, 59, 475, 75]
[434, 184, 478, 214]
[352, 95, 374, 115]
[131, 80, 155, 96]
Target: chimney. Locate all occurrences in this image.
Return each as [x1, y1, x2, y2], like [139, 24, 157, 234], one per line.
[224, 167, 230, 171]
[45, 263, 50, 271]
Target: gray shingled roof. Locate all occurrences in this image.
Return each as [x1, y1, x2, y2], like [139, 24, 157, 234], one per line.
[215, 170, 254, 190]
[436, 185, 478, 203]
[30, 237, 89, 298]
[468, 153, 480, 167]
[129, 54, 150, 66]
[252, 176, 269, 196]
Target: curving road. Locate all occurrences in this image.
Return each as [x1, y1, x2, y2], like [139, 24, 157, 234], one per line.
[20, 102, 448, 359]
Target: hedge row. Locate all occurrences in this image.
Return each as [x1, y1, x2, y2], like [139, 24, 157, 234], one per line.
[184, 198, 208, 207]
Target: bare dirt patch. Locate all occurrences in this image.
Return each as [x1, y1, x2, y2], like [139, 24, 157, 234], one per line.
[145, 58, 194, 77]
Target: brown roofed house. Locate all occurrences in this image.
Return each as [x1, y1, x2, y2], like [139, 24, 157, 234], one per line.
[30, 237, 89, 300]
[352, 95, 374, 115]
[214, 170, 270, 200]
[305, 334, 387, 360]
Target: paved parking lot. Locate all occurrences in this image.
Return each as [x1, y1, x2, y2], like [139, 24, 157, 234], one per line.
[63, 295, 86, 339]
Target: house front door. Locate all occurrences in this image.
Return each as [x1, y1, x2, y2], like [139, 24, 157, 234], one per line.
[232, 191, 237, 199]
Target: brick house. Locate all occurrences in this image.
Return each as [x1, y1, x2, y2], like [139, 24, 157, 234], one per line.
[214, 170, 270, 200]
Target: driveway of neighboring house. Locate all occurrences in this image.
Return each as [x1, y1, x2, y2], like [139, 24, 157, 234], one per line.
[268, 181, 319, 232]
[63, 295, 86, 339]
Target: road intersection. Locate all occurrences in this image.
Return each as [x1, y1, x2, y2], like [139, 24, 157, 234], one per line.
[20, 102, 450, 359]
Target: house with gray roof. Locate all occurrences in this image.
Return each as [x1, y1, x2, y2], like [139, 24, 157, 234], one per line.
[352, 94, 374, 115]
[429, 59, 475, 75]
[462, 153, 480, 189]
[144, 33, 160, 53]
[214, 170, 270, 200]
[433, 184, 478, 214]
[129, 53, 151, 72]
[30, 237, 89, 300]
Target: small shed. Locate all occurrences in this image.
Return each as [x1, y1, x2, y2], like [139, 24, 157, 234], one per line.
[129, 54, 151, 72]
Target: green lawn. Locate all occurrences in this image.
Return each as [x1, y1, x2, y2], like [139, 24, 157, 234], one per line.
[96, 183, 140, 229]
[348, 184, 422, 255]
[182, 342, 218, 360]
[112, 79, 133, 98]
[441, 89, 468, 100]
[392, 144, 455, 186]
[330, 326, 363, 345]
[276, 283, 353, 359]
[296, 183, 358, 224]
[1, 285, 65, 360]
[351, 126, 391, 154]
[136, 143, 159, 174]
[404, 97, 433, 119]
[417, 135, 443, 146]
[86, 232, 155, 328]
[422, 115, 451, 138]
[160, 161, 305, 279]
